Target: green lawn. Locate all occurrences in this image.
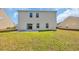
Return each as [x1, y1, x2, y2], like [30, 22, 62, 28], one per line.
[0, 30, 79, 51]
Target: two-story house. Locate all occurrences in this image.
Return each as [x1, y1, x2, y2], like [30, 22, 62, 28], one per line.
[17, 10, 56, 31]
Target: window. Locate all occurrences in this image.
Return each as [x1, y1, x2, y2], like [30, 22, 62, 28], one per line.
[36, 13, 39, 18]
[36, 23, 39, 28]
[46, 23, 49, 28]
[29, 13, 32, 18]
[27, 24, 32, 30]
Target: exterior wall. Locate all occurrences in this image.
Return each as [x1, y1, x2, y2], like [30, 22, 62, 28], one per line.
[18, 11, 56, 31]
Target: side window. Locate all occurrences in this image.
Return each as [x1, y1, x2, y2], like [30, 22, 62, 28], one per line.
[37, 23, 39, 28]
[36, 13, 39, 18]
[29, 13, 32, 18]
[46, 23, 49, 28]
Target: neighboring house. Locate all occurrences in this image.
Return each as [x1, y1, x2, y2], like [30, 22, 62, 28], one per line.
[57, 16, 79, 30]
[0, 9, 15, 30]
[17, 10, 57, 31]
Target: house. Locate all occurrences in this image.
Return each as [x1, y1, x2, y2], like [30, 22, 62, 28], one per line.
[57, 16, 79, 30]
[17, 10, 57, 31]
[0, 9, 15, 30]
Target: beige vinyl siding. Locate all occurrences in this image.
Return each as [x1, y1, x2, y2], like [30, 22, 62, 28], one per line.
[18, 11, 56, 31]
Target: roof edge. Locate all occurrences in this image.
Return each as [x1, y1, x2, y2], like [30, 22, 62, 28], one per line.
[17, 10, 57, 12]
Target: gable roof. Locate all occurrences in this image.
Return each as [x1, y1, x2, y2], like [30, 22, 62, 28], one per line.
[57, 16, 79, 29]
[0, 9, 15, 29]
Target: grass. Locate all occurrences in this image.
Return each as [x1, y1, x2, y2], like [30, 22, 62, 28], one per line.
[0, 29, 79, 51]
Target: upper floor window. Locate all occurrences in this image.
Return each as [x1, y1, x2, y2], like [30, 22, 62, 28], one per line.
[36, 23, 39, 28]
[46, 23, 49, 28]
[29, 13, 32, 18]
[36, 13, 39, 18]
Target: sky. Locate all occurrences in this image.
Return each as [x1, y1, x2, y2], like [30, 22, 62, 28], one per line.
[4, 8, 79, 24]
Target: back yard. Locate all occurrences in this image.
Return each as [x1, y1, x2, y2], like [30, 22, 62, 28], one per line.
[0, 30, 79, 51]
